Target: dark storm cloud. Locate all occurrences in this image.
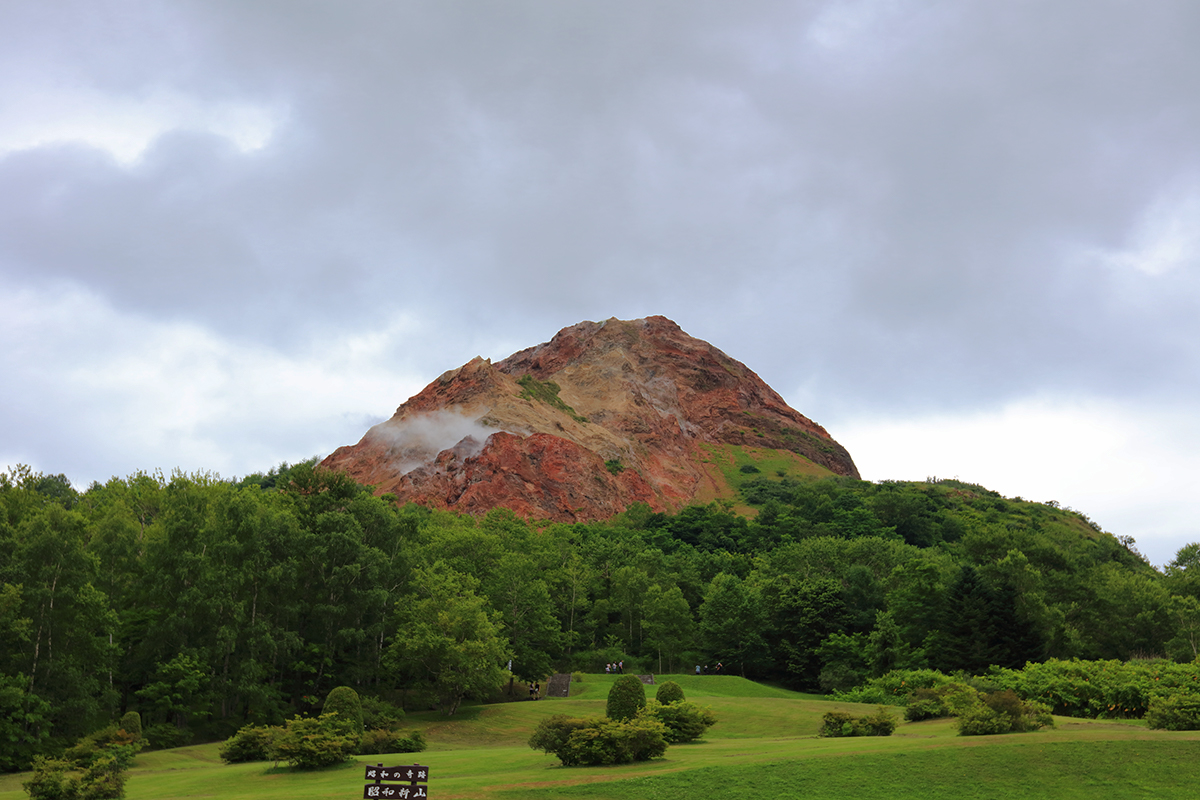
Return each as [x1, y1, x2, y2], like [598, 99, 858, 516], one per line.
[4, 0, 1197, 405]
[3, 0, 1199, 554]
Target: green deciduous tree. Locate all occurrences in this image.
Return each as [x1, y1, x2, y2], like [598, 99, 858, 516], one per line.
[0, 673, 51, 771]
[642, 584, 693, 674]
[385, 563, 508, 715]
[700, 573, 770, 678]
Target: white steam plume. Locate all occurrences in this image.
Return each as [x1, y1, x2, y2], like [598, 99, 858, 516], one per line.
[366, 410, 507, 475]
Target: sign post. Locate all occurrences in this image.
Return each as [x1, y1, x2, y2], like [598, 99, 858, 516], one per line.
[364, 763, 430, 799]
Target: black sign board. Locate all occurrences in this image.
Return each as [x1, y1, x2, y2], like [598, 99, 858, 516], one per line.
[364, 763, 430, 799]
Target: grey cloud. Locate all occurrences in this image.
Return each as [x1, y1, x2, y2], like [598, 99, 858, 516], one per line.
[2, 0, 1200, 461]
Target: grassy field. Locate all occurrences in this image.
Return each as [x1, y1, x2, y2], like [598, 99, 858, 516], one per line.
[3, 674, 1199, 800]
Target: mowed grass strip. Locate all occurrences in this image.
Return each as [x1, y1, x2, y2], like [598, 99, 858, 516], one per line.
[498, 739, 1200, 800]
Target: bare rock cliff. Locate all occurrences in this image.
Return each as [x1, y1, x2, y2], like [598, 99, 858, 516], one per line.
[321, 316, 857, 520]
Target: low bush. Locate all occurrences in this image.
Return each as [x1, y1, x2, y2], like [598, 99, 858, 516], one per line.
[571, 671, 584, 683]
[606, 675, 647, 721]
[903, 683, 983, 722]
[1146, 693, 1200, 731]
[271, 714, 359, 769]
[23, 745, 139, 800]
[655, 681, 685, 705]
[818, 708, 897, 738]
[903, 688, 947, 722]
[818, 711, 857, 738]
[955, 691, 1054, 736]
[78, 749, 137, 800]
[357, 728, 427, 754]
[639, 699, 715, 743]
[988, 658, 1200, 719]
[22, 757, 79, 800]
[565, 718, 667, 766]
[219, 725, 275, 763]
[854, 706, 898, 736]
[528, 714, 668, 766]
[956, 703, 1012, 736]
[528, 715, 595, 760]
[833, 669, 953, 706]
[64, 727, 141, 768]
[1021, 700, 1055, 731]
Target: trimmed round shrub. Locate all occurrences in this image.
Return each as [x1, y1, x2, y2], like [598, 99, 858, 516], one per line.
[654, 681, 685, 705]
[219, 725, 274, 764]
[118, 712, 142, 740]
[323, 686, 364, 737]
[606, 675, 647, 722]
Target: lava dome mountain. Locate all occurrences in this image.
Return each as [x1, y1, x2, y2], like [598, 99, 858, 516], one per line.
[321, 316, 857, 521]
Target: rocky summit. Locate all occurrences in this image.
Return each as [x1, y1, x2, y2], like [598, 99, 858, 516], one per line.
[321, 316, 858, 521]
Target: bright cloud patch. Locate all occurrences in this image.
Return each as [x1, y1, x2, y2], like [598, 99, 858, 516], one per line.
[835, 398, 1200, 568]
[0, 278, 424, 483]
[0, 84, 281, 164]
[1097, 186, 1200, 277]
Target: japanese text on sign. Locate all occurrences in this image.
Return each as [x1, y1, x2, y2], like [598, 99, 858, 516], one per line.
[363, 763, 430, 799]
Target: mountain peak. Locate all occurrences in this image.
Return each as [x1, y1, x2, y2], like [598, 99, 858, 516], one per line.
[322, 316, 857, 520]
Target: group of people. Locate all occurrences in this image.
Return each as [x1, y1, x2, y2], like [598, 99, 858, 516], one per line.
[527, 681, 541, 700]
[604, 661, 625, 674]
[694, 662, 723, 674]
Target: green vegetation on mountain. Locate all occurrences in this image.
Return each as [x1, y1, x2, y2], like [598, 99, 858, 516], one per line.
[2, 461, 1200, 780]
[516, 374, 588, 423]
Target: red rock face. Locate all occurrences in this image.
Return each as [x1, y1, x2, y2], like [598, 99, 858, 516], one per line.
[321, 316, 858, 521]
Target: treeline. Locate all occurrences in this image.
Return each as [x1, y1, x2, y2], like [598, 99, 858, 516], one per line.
[2, 462, 1199, 770]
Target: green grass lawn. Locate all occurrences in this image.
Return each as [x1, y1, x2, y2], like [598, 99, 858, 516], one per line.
[4, 674, 1199, 800]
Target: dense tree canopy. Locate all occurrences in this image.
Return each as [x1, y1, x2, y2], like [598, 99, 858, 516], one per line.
[0, 462, 1194, 769]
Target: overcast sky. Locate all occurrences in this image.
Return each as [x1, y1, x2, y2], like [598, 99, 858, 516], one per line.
[2, 1, 1198, 566]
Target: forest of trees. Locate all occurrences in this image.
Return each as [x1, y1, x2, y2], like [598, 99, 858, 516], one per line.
[3, 460, 1199, 769]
